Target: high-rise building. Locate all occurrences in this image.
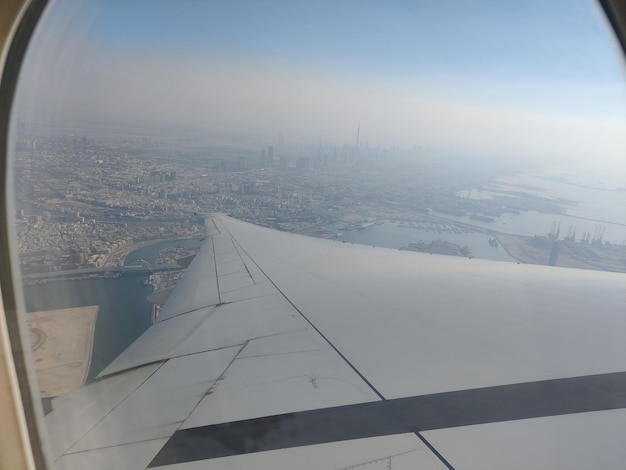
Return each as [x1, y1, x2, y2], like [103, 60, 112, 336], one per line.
[548, 241, 561, 266]
[297, 157, 310, 169]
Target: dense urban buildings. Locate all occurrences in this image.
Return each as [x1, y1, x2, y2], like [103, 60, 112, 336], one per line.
[13, 127, 626, 276]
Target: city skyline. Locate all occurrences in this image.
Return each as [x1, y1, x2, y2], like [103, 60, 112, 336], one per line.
[13, 0, 626, 167]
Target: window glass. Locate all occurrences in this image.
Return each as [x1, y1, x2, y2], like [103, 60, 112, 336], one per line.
[8, 0, 626, 467]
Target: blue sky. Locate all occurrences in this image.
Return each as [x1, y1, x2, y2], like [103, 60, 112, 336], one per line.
[82, 2, 607, 66]
[83, 1, 622, 80]
[16, 0, 626, 161]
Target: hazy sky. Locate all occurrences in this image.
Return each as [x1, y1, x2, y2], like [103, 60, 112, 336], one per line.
[14, 0, 626, 164]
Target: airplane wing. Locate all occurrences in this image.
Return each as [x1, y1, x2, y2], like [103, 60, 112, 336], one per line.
[44, 214, 626, 470]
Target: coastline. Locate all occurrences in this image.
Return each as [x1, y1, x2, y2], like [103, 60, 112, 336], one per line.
[22, 236, 200, 284]
[317, 213, 626, 273]
[102, 237, 197, 267]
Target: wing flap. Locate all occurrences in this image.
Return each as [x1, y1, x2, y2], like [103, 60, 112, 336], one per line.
[47, 363, 162, 460]
[97, 307, 216, 377]
[68, 347, 241, 453]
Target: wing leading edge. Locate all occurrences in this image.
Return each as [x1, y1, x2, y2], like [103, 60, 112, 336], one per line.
[45, 215, 626, 469]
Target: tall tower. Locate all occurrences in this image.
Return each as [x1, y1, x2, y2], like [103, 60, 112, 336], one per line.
[548, 241, 561, 266]
[355, 123, 360, 163]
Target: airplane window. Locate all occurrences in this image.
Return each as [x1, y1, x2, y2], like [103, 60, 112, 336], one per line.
[4, 0, 626, 468]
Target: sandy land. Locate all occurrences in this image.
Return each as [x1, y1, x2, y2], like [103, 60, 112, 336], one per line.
[496, 234, 548, 265]
[496, 234, 626, 272]
[27, 306, 98, 397]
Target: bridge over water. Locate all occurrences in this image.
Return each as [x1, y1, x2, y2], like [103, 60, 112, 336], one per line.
[23, 263, 182, 282]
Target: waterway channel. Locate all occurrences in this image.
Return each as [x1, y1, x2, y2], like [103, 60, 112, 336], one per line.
[24, 238, 202, 381]
[332, 221, 517, 263]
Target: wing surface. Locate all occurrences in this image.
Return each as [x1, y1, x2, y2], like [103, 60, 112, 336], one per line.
[45, 215, 626, 469]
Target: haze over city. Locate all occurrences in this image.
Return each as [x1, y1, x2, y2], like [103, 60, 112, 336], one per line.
[7, 0, 626, 282]
[14, 0, 626, 167]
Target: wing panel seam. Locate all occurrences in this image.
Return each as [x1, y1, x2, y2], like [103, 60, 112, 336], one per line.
[217, 217, 454, 469]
